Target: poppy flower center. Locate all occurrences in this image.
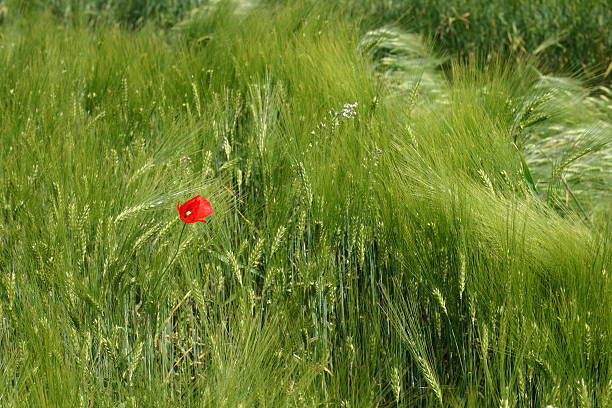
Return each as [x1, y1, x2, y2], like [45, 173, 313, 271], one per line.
[185, 210, 192, 216]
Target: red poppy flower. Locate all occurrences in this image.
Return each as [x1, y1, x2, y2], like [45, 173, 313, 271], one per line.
[176, 195, 213, 223]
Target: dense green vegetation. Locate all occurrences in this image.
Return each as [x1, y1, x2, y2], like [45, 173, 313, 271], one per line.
[343, 0, 611, 77]
[5, 0, 611, 76]
[0, 1, 610, 406]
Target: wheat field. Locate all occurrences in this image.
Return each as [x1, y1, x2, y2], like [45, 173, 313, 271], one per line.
[0, 1, 610, 407]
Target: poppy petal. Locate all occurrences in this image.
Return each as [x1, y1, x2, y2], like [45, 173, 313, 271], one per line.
[177, 195, 213, 223]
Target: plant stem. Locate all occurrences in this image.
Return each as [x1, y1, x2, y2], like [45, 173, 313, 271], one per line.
[152, 222, 187, 294]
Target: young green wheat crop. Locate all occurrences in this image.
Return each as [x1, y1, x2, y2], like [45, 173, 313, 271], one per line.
[0, 1, 610, 407]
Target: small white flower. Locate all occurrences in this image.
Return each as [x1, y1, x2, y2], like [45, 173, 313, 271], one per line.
[338, 101, 358, 119]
